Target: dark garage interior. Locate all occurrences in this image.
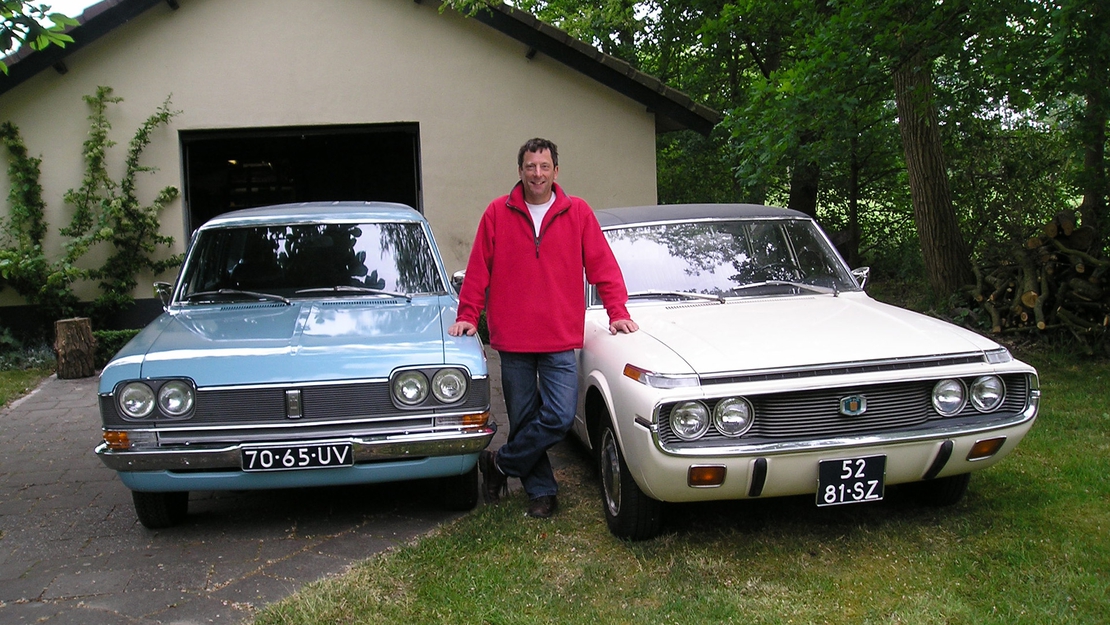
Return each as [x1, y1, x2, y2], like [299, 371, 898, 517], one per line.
[181, 124, 421, 231]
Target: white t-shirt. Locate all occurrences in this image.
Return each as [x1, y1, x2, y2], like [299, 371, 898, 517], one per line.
[526, 195, 556, 237]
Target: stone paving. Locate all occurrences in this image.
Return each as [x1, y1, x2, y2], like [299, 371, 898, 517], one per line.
[0, 351, 514, 624]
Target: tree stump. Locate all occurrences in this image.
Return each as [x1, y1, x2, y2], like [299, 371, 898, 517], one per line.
[54, 317, 97, 379]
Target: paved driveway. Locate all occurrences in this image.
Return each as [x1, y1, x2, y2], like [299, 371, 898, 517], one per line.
[0, 352, 511, 624]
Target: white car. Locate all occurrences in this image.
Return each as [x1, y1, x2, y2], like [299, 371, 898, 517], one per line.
[573, 204, 1040, 540]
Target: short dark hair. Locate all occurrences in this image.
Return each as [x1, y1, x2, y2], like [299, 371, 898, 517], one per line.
[517, 138, 559, 168]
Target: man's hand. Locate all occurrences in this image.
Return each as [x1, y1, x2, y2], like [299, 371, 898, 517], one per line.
[448, 321, 477, 337]
[610, 318, 639, 334]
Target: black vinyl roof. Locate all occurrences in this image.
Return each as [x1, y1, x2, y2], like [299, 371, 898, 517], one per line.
[594, 204, 809, 228]
[0, 0, 719, 135]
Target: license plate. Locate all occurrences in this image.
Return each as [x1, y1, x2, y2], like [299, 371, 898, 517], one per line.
[241, 442, 353, 472]
[817, 455, 886, 506]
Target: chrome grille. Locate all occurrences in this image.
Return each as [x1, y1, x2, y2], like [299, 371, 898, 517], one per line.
[100, 377, 490, 427]
[657, 374, 1029, 447]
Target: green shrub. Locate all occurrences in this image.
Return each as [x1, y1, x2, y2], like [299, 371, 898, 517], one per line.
[94, 328, 139, 369]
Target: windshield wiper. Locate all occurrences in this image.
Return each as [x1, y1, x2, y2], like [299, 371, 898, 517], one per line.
[294, 285, 412, 302]
[730, 281, 836, 295]
[627, 290, 725, 304]
[185, 289, 290, 304]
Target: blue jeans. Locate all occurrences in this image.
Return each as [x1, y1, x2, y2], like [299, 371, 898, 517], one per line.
[496, 350, 578, 499]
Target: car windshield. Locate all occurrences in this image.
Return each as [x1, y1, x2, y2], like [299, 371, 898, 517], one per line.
[597, 218, 859, 304]
[177, 222, 445, 302]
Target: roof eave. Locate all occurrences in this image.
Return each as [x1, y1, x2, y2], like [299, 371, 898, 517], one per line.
[464, 2, 719, 136]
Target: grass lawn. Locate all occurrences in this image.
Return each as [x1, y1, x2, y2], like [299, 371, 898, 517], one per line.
[253, 350, 1109, 625]
[0, 367, 51, 408]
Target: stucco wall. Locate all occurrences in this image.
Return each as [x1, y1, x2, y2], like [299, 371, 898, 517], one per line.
[0, 0, 658, 304]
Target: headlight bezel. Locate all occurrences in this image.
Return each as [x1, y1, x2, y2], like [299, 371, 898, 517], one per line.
[932, 378, 967, 416]
[670, 400, 711, 441]
[391, 367, 473, 408]
[431, 368, 468, 404]
[713, 396, 755, 437]
[115, 378, 196, 420]
[118, 382, 156, 419]
[392, 370, 430, 406]
[969, 375, 1005, 413]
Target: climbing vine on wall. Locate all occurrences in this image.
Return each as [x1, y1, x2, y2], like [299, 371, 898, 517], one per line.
[0, 86, 182, 333]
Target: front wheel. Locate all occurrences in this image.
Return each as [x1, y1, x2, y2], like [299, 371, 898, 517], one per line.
[439, 463, 480, 511]
[598, 417, 663, 540]
[132, 490, 189, 529]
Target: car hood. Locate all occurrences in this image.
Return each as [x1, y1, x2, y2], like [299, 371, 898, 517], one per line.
[115, 299, 458, 387]
[631, 293, 999, 375]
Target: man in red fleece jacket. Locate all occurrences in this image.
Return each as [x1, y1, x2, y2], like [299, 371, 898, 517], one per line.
[449, 138, 638, 518]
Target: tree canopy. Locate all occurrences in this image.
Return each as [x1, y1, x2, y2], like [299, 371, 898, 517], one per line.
[452, 0, 1108, 301]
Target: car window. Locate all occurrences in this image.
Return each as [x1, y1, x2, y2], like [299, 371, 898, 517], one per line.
[178, 222, 444, 299]
[596, 218, 858, 304]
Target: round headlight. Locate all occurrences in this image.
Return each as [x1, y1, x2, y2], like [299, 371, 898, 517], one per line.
[713, 397, 754, 437]
[157, 380, 195, 416]
[393, 371, 429, 405]
[431, 368, 468, 403]
[932, 379, 966, 416]
[118, 382, 155, 418]
[970, 375, 1005, 412]
[670, 401, 710, 441]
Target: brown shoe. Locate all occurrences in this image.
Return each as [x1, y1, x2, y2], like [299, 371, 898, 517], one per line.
[479, 449, 508, 503]
[527, 495, 558, 518]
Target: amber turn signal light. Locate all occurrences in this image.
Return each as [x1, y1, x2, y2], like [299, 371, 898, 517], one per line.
[103, 430, 130, 450]
[967, 437, 1006, 461]
[688, 465, 726, 487]
[436, 412, 489, 429]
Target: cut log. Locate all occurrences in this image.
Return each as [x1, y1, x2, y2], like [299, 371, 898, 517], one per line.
[54, 317, 97, 379]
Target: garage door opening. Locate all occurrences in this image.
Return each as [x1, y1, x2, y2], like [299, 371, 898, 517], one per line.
[181, 124, 421, 231]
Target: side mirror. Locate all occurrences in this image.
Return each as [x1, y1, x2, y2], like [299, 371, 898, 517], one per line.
[154, 282, 173, 309]
[851, 266, 870, 290]
[451, 270, 466, 294]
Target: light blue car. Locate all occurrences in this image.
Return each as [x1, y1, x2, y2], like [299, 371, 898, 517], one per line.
[95, 202, 493, 528]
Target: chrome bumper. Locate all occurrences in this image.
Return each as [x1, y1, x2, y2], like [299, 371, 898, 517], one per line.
[95, 427, 495, 472]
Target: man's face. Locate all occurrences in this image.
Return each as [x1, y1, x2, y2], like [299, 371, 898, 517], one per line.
[518, 148, 558, 204]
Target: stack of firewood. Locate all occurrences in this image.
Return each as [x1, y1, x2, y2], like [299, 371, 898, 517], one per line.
[968, 210, 1109, 355]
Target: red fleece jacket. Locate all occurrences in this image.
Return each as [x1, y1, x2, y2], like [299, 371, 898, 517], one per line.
[455, 182, 631, 353]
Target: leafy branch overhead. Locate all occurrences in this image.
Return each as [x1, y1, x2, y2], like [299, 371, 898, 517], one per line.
[0, 1, 78, 74]
[0, 87, 182, 330]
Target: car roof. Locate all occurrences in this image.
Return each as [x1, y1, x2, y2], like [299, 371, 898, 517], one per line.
[594, 203, 810, 228]
[199, 201, 425, 229]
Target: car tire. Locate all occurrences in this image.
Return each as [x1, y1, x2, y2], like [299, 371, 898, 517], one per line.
[598, 415, 663, 540]
[912, 473, 971, 507]
[132, 490, 189, 529]
[440, 463, 480, 511]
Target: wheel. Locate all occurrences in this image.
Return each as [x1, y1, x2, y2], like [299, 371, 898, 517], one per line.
[132, 490, 189, 529]
[912, 473, 970, 507]
[598, 415, 663, 540]
[440, 463, 479, 511]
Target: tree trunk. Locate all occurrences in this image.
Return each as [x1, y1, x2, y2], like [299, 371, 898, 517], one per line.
[893, 52, 974, 298]
[54, 317, 97, 379]
[787, 157, 820, 219]
[1077, 74, 1107, 243]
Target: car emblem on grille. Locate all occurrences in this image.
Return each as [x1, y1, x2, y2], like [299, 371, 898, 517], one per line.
[285, 389, 303, 419]
[839, 395, 867, 416]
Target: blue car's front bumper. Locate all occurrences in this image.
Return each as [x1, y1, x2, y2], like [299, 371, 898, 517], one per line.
[96, 426, 494, 492]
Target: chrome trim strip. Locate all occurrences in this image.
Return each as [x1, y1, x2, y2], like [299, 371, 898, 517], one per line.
[95, 427, 496, 472]
[599, 215, 806, 233]
[699, 352, 987, 385]
[109, 408, 491, 434]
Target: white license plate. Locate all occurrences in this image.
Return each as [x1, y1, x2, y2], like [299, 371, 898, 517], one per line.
[241, 442, 353, 472]
[817, 455, 886, 506]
